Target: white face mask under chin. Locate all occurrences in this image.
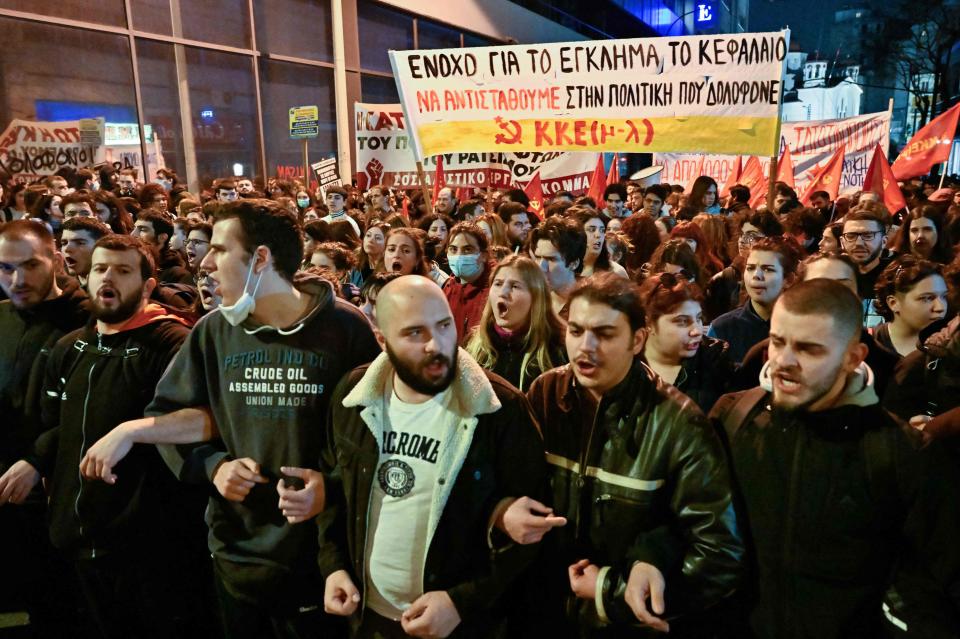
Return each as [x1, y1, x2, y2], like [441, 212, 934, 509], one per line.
[218, 260, 263, 326]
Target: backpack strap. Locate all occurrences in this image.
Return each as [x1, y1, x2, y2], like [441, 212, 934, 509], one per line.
[721, 387, 771, 439]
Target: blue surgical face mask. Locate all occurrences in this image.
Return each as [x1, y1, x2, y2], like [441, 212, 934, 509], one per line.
[297, 198, 310, 209]
[218, 259, 263, 326]
[448, 253, 483, 280]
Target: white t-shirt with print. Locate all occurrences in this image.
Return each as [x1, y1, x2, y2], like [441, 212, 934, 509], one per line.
[365, 380, 454, 620]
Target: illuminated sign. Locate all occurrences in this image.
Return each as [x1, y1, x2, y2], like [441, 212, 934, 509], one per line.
[695, 1, 717, 28]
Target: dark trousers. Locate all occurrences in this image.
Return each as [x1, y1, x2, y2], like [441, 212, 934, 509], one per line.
[0, 502, 89, 639]
[354, 611, 407, 639]
[213, 566, 347, 639]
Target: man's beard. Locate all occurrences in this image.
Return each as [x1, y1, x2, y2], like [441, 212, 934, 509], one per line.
[91, 289, 142, 324]
[385, 342, 457, 396]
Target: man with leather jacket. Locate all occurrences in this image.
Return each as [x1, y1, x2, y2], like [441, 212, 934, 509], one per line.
[505, 273, 744, 637]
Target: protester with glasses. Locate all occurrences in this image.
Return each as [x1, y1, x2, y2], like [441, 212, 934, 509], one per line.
[639, 272, 734, 413]
[871, 256, 949, 357]
[184, 221, 212, 272]
[841, 209, 893, 328]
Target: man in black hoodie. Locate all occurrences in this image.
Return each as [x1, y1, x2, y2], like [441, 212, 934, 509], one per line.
[711, 279, 960, 638]
[81, 199, 381, 639]
[0, 234, 211, 638]
[0, 219, 89, 637]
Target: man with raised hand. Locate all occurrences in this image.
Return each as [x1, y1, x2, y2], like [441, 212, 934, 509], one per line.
[319, 275, 546, 639]
[516, 273, 743, 636]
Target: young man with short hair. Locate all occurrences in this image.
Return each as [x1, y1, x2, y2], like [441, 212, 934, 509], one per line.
[0, 220, 90, 635]
[322, 185, 361, 236]
[185, 221, 213, 272]
[60, 216, 111, 285]
[840, 209, 892, 327]
[711, 279, 960, 638]
[530, 217, 586, 318]
[131, 209, 194, 285]
[709, 237, 799, 364]
[213, 178, 239, 203]
[498, 201, 531, 251]
[443, 222, 492, 344]
[320, 275, 546, 638]
[603, 183, 628, 218]
[640, 184, 669, 217]
[60, 191, 97, 219]
[80, 199, 380, 639]
[0, 235, 211, 638]
[115, 169, 138, 198]
[508, 273, 743, 635]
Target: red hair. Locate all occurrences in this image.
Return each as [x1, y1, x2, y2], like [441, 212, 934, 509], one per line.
[671, 221, 723, 276]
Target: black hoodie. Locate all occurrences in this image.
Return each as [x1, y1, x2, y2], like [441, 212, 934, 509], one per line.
[0, 279, 89, 471]
[26, 310, 194, 557]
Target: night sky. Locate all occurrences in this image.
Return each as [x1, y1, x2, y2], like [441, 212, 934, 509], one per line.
[748, 0, 842, 53]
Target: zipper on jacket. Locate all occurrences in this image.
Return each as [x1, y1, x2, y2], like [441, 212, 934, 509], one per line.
[75, 360, 98, 557]
[575, 399, 602, 538]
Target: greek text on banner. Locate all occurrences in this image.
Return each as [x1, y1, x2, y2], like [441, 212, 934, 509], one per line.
[389, 31, 789, 158]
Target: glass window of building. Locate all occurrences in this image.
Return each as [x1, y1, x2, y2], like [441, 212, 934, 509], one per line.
[178, 0, 251, 49]
[254, 0, 333, 62]
[0, 0, 126, 26]
[135, 39, 189, 179]
[417, 19, 461, 50]
[357, 0, 413, 73]
[361, 75, 400, 104]
[259, 59, 337, 188]
[184, 48, 260, 186]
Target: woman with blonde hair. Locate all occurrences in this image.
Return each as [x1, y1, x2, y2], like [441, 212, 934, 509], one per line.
[465, 255, 566, 391]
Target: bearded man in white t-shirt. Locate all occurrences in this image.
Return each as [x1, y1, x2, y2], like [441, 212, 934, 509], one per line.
[319, 275, 549, 638]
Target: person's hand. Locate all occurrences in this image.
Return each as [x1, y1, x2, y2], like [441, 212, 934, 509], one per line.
[624, 562, 669, 632]
[212, 458, 268, 502]
[400, 591, 461, 638]
[277, 466, 325, 524]
[909, 415, 933, 444]
[568, 559, 599, 600]
[79, 424, 135, 483]
[0, 460, 41, 505]
[323, 570, 360, 616]
[498, 496, 567, 544]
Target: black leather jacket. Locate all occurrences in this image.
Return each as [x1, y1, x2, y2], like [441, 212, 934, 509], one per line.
[525, 358, 744, 632]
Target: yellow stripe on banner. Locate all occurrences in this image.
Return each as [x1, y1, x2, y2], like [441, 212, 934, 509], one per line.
[417, 116, 780, 157]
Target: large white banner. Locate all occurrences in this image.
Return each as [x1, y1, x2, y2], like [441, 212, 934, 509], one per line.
[355, 102, 600, 194]
[653, 111, 891, 193]
[390, 31, 789, 158]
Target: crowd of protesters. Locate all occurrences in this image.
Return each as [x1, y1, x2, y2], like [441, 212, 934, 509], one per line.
[1, 161, 960, 639]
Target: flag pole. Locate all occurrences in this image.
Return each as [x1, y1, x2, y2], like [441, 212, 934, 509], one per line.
[767, 28, 790, 211]
[939, 164, 948, 189]
[416, 160, 433, 215]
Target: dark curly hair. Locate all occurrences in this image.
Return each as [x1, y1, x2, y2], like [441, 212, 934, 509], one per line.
[872, 255, 944, 321]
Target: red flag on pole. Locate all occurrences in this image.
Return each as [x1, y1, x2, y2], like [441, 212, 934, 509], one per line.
[863, 144, 908, 213]
[586, 155, 607, 205]
[801, 144, 846, 204]
[741, 157, 768, 208]
[606, 153, 620, 186]
[891, 103, 960, 180]
[432, 155, 446, 204]
[456, 187, 472, 203]
[776, 146, 796, 189]
[720, 156, 743, 199]
[523, 172, 544, 216]
[684, 155, 706, 193]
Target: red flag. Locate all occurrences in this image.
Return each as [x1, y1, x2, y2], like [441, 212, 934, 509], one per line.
[802, 144, 846, 204]
[523, 172, 545, 216]
[863, 144, 908, 213]
[606, 153, 620, 186]
[586, 155, 607, 205]
[891, 103, 960, 180]
[455, 187, 472, 203]
[432, 155, 446, 205]
[776, 146, 796, 189]
[740, 157, 767, 208]
[720, 156, 743, 199]
[685, 155, 706, 193]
